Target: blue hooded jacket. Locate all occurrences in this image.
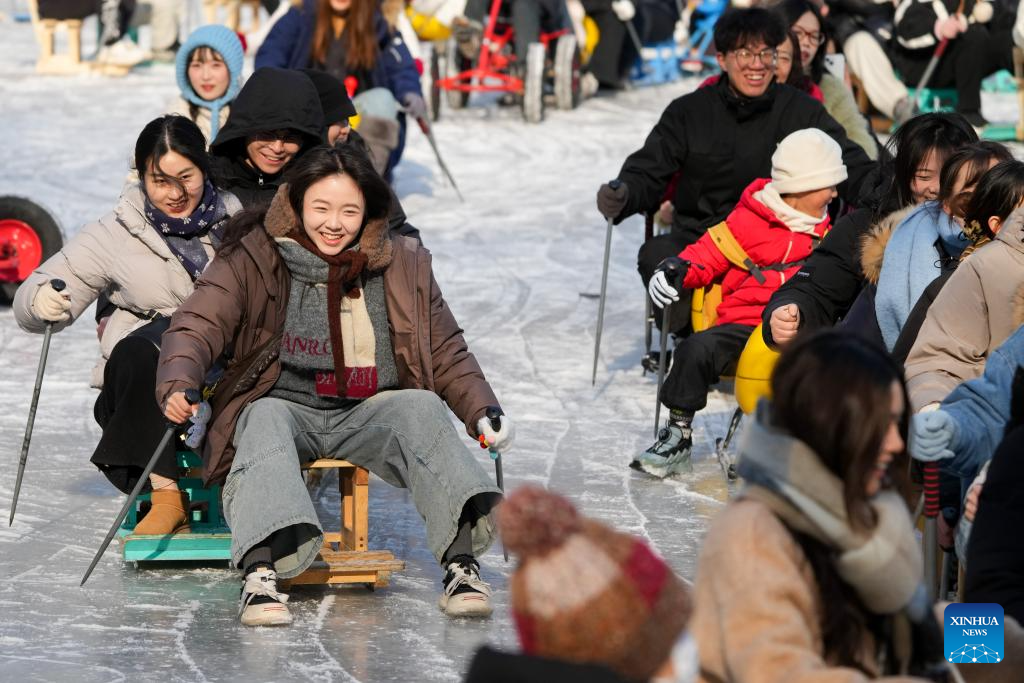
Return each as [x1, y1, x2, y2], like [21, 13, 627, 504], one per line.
[939, 323, 1024, 480]
[254, 0, 421, 102]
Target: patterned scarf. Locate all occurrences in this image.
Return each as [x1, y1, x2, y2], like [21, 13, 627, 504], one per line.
[736, 401, 923, 615]
[286, 225, 372, 397]
[144, 180, 227, 280]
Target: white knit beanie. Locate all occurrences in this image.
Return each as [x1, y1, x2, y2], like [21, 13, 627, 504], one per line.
[771, 128, 848, 195]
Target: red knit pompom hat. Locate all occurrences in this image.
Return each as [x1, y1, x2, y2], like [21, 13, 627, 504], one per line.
[499, 486, 691, 682]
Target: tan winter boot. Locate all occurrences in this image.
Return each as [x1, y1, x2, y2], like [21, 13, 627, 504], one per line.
[133, 489, 191, 536]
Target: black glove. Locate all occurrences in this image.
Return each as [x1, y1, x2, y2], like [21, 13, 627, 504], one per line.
[597, 180, 629, 220]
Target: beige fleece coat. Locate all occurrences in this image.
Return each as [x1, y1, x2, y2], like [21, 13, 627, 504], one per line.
[690, 499, 928, 683]
[12, 183, 241, 387]
[903, 207, 1024, 411]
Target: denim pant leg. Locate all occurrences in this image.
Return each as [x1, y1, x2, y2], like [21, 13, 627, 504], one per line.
[224, 397, 326, 578]
[322, 389, 503, 565]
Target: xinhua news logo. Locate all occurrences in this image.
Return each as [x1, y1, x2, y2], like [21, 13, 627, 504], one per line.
[944, 603, 1004, 664]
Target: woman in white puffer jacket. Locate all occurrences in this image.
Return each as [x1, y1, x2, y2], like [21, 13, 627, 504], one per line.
[13, 115, 241, 536]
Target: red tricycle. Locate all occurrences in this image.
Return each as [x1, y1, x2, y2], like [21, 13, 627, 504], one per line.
[430, 0, 582, 123]
[0, 197, 63, 302]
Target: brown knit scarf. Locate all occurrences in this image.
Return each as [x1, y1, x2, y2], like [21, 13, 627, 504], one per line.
[287, 225, 369, 395]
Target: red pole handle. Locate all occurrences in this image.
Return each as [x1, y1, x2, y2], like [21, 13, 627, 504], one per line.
[923, 462, 940, 519]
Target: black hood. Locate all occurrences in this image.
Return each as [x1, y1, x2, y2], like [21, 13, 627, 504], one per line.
[211, 67, 325, 157]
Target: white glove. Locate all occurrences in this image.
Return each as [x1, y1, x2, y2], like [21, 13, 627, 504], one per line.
[648, 270, 680, 309]
[477, 414, 515, 453]
[971, 1, 993, 23]
[674, 18, 689, 45]
[32, 282, 70, 322]
[611, 0, 636, 22]
[184, 401, 212, 450]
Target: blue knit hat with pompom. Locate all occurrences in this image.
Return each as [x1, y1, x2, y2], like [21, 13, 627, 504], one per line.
[176, 25, 245, 141]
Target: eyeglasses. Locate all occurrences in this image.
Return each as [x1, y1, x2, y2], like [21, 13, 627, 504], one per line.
[792, 27, 826, 46]
[730, 48, 777, 67]
[776, 51, 794, 66]
[253, 129, 305, 144]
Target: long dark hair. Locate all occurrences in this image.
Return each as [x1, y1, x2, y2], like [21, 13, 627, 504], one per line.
[873, 112, 978, 216]
[219, 143, 390, 252]
[773, 0, 826, 83]
[781, 30, 814, 93]
[962, 159, 1024, 247]
[937, 141, 1012, 219]
[134, 115, 211, 191]
[770, 330, 911, 669]
[311, 0, 379, 71]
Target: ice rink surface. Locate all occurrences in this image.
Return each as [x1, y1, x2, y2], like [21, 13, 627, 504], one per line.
[0, 11, 1019, 682]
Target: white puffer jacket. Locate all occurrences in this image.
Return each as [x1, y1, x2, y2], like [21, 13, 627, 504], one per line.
[13, 183, 241, 388]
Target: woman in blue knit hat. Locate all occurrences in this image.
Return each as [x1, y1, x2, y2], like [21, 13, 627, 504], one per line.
[168, 25, 247, 144]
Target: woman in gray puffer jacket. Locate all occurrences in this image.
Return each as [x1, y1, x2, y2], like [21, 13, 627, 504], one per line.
[13, 115, 241, 535]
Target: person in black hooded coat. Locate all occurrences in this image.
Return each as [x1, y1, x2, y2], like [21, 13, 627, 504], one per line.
[209, 67, 325, 208]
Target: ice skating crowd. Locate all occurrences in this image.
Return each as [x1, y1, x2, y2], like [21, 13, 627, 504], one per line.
[11, 0, 1024, 679]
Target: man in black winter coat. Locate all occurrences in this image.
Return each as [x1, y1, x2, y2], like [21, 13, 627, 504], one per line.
[595, 7, 877, 333]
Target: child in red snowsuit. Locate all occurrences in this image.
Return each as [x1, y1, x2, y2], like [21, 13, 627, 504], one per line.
[633, 128, 847, 477]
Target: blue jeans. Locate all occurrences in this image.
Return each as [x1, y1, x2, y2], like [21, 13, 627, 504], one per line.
[224, 390, 502, 577]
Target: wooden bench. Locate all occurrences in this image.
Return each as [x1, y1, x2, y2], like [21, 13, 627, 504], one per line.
[281, 459, 405, 590]
[202, 0, 262, 32]
[26, 0, 89, 75]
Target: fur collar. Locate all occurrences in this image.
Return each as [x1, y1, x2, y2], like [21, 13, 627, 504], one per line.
[858, 206, 915, 285]
[264, 183, 393, 271]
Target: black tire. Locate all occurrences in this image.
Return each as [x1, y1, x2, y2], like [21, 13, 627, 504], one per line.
[0, 196, 63, 303]
[445, 39, 470, 110]
[521, 42, 546, 124]
[554, 34, 581, 111]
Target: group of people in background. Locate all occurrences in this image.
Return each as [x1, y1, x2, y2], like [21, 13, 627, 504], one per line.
[11, 0, 1024, 680]
[592, 4, 1024, 681]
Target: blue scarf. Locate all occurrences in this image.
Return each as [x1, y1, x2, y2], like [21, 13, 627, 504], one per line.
[875, 201, 967, 350]
[144, 180, 228, 280]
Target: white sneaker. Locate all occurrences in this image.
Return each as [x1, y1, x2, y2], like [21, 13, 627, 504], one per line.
[438, 556, 492, 617]
[239, 566, 292, 626]
[96, 36, 150, 68]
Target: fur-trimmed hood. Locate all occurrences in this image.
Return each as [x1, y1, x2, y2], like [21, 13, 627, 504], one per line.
[858, 205, 914, 285]
[263, 183, 393, 272]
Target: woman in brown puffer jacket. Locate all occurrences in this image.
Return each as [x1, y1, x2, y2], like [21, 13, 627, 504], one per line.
[156, 144, 509, 627]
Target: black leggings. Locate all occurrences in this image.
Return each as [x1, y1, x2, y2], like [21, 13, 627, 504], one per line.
[92, 336, 177, 494]
[660, 323, 755, 413]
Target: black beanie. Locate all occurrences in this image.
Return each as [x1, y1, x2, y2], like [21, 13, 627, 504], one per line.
[300, 69, 358, 125]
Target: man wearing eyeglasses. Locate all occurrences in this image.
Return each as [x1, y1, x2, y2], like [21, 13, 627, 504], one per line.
[596, 7, 877, 336]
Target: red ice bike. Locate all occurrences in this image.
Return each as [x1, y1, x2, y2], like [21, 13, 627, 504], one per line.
[428, 0, 582, 123]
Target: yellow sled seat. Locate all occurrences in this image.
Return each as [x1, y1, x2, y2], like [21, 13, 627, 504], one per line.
[407, 7, 452, 41]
